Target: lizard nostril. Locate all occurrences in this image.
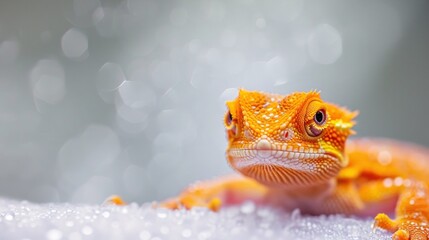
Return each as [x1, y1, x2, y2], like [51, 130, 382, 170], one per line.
[256, 139, 271, 151]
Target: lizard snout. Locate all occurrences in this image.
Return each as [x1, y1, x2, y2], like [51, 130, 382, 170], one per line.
[255, 137, 274, 158]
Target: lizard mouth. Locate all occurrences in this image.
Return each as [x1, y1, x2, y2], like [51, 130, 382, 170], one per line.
[226, 149, 341, 187]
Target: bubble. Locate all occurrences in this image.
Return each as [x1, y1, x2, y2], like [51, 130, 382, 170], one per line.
[158, 88, 180, 108]
[94, 7, 116, 37]
[0, 198, 391, 239]
[101, 211, 110, 218]
[81, 226, 93, 235]
[170, 8, 188, 26]
[33, 75, 66, 105]
[182, 229, 192, 238]
[0, 40, 20, 64]
[4, 213, 14, 221]
[307, 24, 343, 65]
[139, 230, 151, 240]
[97, 63, 126, 92]
[30, 59, 66, 106]
[67, 232, 82, 240]
[118, 81, 156, 109]
[240, 202, 255, 214]
[92, 7, 104, 24]
[96, 63, 126, 103]
[46, 229, 63, 240]
[61, 28, 88, 59]
[116, 103, 149, 124]
[115, 114, 149, 135]
[156, 209, 168, 219]
[160, 226, 170, 234]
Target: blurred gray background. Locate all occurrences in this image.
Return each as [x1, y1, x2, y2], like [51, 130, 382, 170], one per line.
[0, 0, 428, 204]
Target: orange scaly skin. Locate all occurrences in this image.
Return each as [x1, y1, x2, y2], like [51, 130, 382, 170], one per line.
[156, 89, 429, 240]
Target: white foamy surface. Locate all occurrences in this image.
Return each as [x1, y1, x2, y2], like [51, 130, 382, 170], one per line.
[0, 198, 390, 240]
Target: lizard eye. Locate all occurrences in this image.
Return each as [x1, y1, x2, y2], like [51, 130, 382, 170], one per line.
[224, 110, 238, 137]
[307, 109, 326, 137]
[314, 109, 326, 125]
[303, 100, 327, 138]
[225, 111, 233, 127]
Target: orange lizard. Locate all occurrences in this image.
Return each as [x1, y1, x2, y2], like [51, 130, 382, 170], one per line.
[108, 89, 429, 240]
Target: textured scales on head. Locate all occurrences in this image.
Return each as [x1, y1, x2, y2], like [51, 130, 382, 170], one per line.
[224, 89, 357, 188]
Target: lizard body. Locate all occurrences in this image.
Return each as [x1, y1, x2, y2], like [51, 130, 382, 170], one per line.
[153, 89, 429, 239]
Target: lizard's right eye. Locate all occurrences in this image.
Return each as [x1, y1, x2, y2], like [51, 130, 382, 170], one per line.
[224, 111, 234, 129]
[224, 110, 238, 137]
[226, 112, 233, 125]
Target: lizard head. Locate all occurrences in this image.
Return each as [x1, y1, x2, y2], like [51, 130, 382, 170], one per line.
[224, 89, 357, 188]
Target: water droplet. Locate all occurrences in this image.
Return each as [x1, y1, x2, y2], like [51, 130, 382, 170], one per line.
[30, 59, 65, 106]
[81, 226, 93, 235]
[94, 7, 116, 37]
[118, 80, 156, 109]
[92, 7, 104, 24]
[33, 75, 66, 105]
[240, 201, 255, 214]
[4, 213, 14, 221]
[97, 62, 126, 92]
[46, 229, 63, 240]
[307, 24, 342, 64]
[182, 229, 192, 238]
[61, 28, 88, 59]
[139, 230, 151, 240]
[160, 226, 170, 234]
[157, 209, 168, 219]
[102, 211, 110, 218]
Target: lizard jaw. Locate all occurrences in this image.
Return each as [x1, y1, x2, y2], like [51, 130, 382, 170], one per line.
[226, 149, 342, 188]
